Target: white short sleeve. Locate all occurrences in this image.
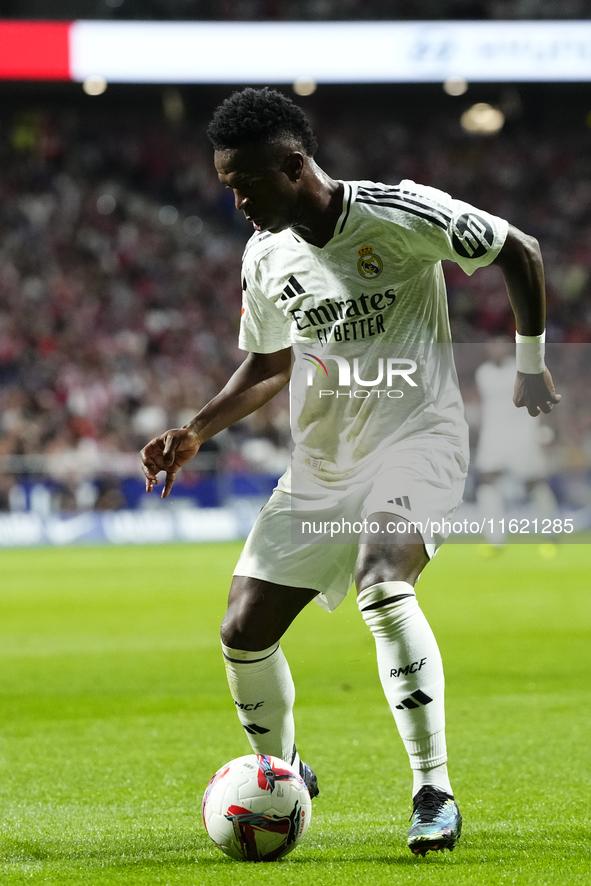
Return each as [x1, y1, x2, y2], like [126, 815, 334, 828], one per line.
[389, 180, 509, 276]
[238, 266, 292, 353]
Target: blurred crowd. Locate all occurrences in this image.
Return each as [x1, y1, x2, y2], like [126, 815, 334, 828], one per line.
[4, 0, 589, 22]
[0, 87, 590, 510]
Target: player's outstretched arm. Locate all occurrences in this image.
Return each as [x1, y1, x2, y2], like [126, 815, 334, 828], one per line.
[493, 224, 561, 417]
[140, 348, 291, 497]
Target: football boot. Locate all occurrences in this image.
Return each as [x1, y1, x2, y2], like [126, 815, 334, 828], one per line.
[299, 760, 319, 799]
[407, 785, 462, 856]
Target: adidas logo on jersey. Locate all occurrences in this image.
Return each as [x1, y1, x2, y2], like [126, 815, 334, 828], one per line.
[388, 496, 411, 510]
[280, 275, 306, 301]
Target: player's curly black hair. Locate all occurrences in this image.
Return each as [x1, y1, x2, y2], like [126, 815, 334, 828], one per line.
[207, 87, 318, 157]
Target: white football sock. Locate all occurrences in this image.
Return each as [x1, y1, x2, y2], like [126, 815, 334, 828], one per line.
[412, 762, 452, 796]
[222, 642, 297, 765]
[358, 581, 452, 796]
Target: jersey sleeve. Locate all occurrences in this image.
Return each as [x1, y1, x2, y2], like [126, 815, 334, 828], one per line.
[238, 263, 292, 353]
[390, 180, 509, 276]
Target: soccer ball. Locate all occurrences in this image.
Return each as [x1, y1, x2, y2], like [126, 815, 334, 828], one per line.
[202, 754, 312, 862]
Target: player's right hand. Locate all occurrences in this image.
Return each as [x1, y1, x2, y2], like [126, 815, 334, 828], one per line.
[140, 427, 201, 498]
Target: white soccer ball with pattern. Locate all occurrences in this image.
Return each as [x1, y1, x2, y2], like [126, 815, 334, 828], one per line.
[202, 754, 312, 862]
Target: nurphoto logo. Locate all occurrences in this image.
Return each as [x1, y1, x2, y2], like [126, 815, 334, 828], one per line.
[301, 353, 418, 399]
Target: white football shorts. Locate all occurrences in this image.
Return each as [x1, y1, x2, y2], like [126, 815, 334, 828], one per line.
[234, 434, 468, 612]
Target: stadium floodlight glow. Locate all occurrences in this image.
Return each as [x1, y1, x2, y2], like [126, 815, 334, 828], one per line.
[461, 103, 505, 134]
[293, 77, 317, 96]
[2, 20, 591, 83]
[443, 77, 468, 96]
[162, 87, 184, 123]
[82, 74, 107, 95]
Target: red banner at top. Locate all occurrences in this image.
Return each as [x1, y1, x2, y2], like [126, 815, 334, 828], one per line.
[0, 21, 71, 80]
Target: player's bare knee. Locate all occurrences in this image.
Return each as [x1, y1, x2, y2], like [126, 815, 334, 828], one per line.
[220, 579, 265, 649]
[220, 577, 294, 650]
[220, 604, 265, 651]
[356, 551, 416, 592]
[356, 535, 428, 593]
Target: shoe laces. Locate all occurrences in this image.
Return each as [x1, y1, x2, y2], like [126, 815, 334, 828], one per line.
[410, 786, 452, 823]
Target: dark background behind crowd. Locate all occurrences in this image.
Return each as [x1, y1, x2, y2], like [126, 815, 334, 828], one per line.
[0, 75, 589, 511]
[0, 0, 588, 22]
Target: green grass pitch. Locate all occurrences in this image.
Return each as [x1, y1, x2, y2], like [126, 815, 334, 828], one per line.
[0, 541, 589, 885]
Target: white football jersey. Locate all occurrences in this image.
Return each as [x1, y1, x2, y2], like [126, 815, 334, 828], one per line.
[239, 179, 508, 475]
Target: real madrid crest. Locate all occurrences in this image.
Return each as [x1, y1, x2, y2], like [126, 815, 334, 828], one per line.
[357, 245, 383, 279]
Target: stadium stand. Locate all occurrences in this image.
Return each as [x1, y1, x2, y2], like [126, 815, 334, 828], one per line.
[0, 83, 589, 512]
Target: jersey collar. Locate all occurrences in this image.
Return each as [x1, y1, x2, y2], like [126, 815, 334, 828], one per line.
[290, 181, 355, 247]
[334, 181, 355, 238]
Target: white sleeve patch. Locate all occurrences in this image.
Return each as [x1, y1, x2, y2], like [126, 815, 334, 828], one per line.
[378, 180, 509, 276]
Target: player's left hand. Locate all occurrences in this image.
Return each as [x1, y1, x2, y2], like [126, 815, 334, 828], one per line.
[513, 368, 561, 417]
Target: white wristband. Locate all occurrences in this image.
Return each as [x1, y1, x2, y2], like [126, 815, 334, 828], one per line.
[515, 330, 546, 374]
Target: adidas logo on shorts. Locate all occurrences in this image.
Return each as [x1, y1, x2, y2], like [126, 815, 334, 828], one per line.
[388, 496, 411, 510]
